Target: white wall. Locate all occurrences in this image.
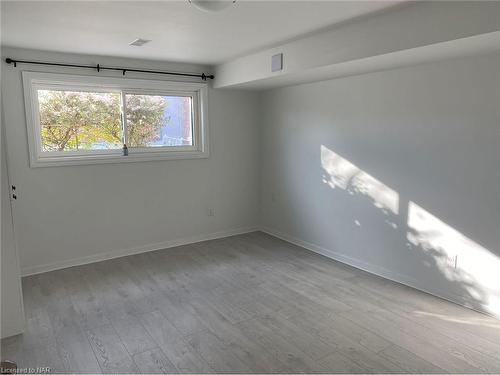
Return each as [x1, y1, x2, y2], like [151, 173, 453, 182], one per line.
[2, 46, 499, 330]
[1, 47, 260, 275]
[260, 52, 500, 317]
[1, 110, 25, 338]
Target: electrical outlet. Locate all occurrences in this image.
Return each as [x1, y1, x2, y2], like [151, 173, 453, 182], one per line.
[207, 208, 215, 217]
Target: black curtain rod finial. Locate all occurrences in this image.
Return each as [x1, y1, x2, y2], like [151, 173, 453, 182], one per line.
[5, 58, 16, 67]
[201, 73, 215, 81]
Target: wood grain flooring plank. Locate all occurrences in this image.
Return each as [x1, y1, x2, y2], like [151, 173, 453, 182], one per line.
[140, 310, 214, 374]
[8, 232, 500, 374]
[132, 348, 178, 374]
[85, 324, 138, 373]
[185, 329, 252, 373]
[110, 315, 158, 356]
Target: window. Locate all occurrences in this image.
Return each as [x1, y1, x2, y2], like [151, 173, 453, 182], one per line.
[38, 89, 123, 152]
[124, 93, 193, 148]
[23, 72, 208, 167]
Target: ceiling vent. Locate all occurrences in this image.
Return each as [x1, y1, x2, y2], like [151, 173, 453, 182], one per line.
[129, 38, 151, 47]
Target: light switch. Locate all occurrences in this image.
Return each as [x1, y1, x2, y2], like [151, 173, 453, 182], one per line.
[271, 53, 283, 72]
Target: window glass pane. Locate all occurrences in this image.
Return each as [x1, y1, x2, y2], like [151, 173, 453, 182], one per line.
[125, 94, 193, 148]
[38, 90, 122, 152]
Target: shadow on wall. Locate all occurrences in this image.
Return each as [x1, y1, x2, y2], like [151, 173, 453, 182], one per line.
[320, 145, 500, 318]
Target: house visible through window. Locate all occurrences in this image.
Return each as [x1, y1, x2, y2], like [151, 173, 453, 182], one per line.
[124, 94, 193, 148]
[23, 72, 208, 167]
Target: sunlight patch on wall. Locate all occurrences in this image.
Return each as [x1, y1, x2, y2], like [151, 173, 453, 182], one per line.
[408, 201, 500, 315]
[412, 310, 500, 328]
[319, 145, 499, 317]
[320, 145, 399, 215]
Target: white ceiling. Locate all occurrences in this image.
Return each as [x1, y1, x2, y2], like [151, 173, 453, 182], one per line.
[1, 1, 399, 65]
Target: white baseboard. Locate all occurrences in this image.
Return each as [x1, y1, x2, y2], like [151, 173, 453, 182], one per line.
[20, 223, 496, 318]
[260, 226, 497, 318]
[21, 226, 259, 276]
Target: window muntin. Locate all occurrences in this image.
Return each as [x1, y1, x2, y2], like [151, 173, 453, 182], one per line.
[23, 72, 209, 167]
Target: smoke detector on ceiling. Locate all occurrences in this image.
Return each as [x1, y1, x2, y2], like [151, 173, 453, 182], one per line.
[188, 0, 237, 13]
[129, 38, 151, 47]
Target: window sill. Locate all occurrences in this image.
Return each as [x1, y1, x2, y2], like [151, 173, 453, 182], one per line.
[30, 149, 209, 168]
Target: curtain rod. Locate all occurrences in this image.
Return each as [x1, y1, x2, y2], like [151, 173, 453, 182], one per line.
[4, 57, 215, 81]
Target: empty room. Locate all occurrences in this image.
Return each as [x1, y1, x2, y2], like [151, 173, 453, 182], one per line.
[1, 1, 500, 373]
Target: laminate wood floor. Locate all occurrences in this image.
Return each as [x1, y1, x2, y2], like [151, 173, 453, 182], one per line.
[2, 232, 500, 373]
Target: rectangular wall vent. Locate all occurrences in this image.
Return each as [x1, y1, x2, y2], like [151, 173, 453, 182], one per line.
[271, 53, 283, 72]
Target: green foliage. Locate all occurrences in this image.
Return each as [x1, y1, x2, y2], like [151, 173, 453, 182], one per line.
[39, 90, 167, 152]
[126, 94, 166, 147]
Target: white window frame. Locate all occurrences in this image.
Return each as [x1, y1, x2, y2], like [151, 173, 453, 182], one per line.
[23, 71, 209, 167]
